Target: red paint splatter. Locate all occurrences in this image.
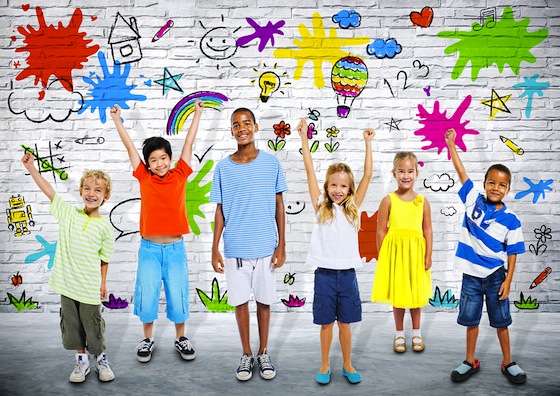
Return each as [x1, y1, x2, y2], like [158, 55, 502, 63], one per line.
[15, 7, 99, 92]
[91, 16, 97, 21]
[11, 36, 17, 42]
[358, 211, 379, 262]
[13, 61, 21, 68]
[22, 4, 30, 12]
[38, 91, 45, 100]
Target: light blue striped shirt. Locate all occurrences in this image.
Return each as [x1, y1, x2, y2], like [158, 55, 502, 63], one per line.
[210, 151, 287, 258]
[454, 179, 525, 278]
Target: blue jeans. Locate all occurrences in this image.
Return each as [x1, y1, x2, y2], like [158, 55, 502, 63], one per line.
[457, 267, 512, 329]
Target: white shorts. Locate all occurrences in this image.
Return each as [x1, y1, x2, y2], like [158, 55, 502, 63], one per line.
[224, 256, 276, 306]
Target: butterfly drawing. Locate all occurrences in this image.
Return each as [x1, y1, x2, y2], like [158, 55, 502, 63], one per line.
[283, 272, 295, 285]
[308, 108, 320, 121]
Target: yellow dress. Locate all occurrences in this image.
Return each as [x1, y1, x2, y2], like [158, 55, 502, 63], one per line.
[372, 193, 432, 308]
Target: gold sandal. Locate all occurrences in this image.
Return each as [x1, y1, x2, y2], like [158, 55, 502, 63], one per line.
[393, 336, 406, 353]
[412, 335, 425, 352]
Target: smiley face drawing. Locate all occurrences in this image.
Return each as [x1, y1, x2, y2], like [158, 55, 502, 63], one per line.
[199, 26, 239, 61]
[285, 201, 305, 215]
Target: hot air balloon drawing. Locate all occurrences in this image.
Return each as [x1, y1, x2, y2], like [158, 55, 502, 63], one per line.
[331, 56, 368, 118]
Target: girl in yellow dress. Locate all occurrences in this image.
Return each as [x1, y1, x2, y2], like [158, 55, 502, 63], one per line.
[372, 152, 433, 353]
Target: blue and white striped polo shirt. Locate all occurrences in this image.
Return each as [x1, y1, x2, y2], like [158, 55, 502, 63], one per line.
[454, 179, 525, 278]
[210, 150, 287, 258]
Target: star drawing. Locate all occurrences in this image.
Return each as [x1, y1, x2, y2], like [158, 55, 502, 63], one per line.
[154, 67, 184, 95]
[385, 117, 402, 132]
[480, 89, 512, 120]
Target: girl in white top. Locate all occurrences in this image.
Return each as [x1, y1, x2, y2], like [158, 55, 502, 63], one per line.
[297, 119, 375, 385]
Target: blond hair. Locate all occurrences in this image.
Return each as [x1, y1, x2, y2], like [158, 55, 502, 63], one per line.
[79, 170, 112, 205]
[318, 163, 360, 230]
[393, 152, 419, 172]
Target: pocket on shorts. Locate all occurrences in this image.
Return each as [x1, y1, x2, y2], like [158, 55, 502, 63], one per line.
[182, 287, 189, 316]
[59, 308, 65, 336]
[92, 314, 106, 341]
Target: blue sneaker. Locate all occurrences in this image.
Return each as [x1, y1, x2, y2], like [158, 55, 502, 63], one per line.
[236, 354, 254, 381]
[257, 349, 276, 379]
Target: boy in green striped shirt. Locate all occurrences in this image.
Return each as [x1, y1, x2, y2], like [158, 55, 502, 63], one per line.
[22, 152, 115, 384]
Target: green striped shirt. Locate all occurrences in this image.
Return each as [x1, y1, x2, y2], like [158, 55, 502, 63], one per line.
[48, 194, 114, 304]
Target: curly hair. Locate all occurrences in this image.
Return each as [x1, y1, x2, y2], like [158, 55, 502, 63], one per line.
[79, 170, 112, 205]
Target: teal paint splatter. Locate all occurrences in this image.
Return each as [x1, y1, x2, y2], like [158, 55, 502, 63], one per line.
[79, 51, 146, 123]
[186, 160, 214, 235]
[25, 234, 57, 270]
[438, 7, 548, 81]
[512, 74, 550, 118]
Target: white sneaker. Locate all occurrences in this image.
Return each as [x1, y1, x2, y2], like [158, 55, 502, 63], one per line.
[69, 354, 90, 383]
[95, 352, 115, 382]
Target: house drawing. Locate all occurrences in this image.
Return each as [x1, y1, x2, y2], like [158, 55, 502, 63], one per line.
[108, 12, 142, 65]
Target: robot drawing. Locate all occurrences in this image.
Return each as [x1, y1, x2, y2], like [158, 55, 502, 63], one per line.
[7, 195, 35, 237]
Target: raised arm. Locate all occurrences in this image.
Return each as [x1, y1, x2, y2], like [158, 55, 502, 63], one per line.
[355, 128, 375, 207]
[21, 152, 56, 201]
[445, 128, 469, 185]
[297, 118, 321, 212]
[110, 105, 142, 171]
[180, 100, 205, 164]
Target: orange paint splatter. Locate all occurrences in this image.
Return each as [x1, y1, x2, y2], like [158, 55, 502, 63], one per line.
[358, 211, 379, 262]
[15, 7, 99, 92]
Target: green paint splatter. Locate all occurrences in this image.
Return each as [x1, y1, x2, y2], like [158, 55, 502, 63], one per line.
[186, 160, 213, 235]
[438, 7, 548, 81]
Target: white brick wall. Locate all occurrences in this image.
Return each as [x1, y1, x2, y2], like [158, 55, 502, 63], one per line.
[1, 1, 558, 315]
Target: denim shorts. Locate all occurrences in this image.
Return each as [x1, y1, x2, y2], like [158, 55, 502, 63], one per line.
[313, 268, 362, 325]
[134, 238, 189, 323]
[457, 266, 512, 329]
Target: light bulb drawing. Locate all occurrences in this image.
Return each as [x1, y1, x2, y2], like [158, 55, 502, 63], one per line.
[258, 71, 280, 102]
[331, 56, 368, 118]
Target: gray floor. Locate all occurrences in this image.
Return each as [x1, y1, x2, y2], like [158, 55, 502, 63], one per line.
[0, 311, 558, 396]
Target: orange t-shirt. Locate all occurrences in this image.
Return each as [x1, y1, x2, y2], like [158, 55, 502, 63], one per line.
[133, 158, 193, 236]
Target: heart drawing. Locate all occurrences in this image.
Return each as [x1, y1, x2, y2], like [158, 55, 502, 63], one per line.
[410, 7, 434, 28]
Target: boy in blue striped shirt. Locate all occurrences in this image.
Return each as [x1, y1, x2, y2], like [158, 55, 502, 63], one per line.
[210, 108, 287, 381]
[446, 128, 527, 385]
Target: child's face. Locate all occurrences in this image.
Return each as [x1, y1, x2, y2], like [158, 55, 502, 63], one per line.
[393, 158, 418, 191]
[327, 171, 350, 205]
[484, 169, 510, 205]
[80, 177, 109, 211]
[147, 148, 172, 178]
[231, 111, 258, 145]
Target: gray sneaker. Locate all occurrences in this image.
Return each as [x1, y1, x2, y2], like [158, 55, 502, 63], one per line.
[95, 352, 115, 382]
[69, 354, 90, 383]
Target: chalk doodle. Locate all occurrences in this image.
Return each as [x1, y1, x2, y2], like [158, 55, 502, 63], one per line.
[358, 211, 378, 262]
[274, 12, 369, 89]
[75, 135, 105, 145]
[529, 225, 551, 256]
[196, 278, 234, 313]
[21, 143, 69, 182]
[480, 89, 512, 120]
[8, 79, 84, 123]
[367, 38, 402, 59]
[429, 286, 459, 308]
[102, 293, 129, 309]
[332, 10, 361, 29]
[236, 18, 285, 52]
[499, 136, 524, 155]
[384, 60, 430, 98]
[415, 95, 479, 159]
[193, 145, 214, 164]
[256, 72, 280, 102]
[7, 291, 39, 311]
[283, 273, 296, 285]
[473, 8, 497, 31]
[154, 67, 184, 95]
[514, 292, 539, 310]
[15, 6, 99, 92]
[167, 91, 229, 136]
[514, 178, 553, 204]
[269, 121, 290, 152]
[109, 198, 141, 241]
[410, 7, 434, 28]
[325, 127, 340, 153]
[440, 207, 457, 217]
[530, 267, 552, 289]
[331, 56, 368, 118]
[384, 118, 402, 132]
[512, 74, 550, 118]
[198, 16, 241, 69]
[424, 173, 455, 192]
[186, 160, 214, 236]
[79, 51, 147, 124]
[108, 12, 142, 65]
[281, 294, 306, 308]
[6, 195, 34, 237]
[25, 235, 57, 270]
[10, 272, 23, 287]
[152, 19, 174, 42]
[438, 7, 548, 81]
[285, 201, 305, 215]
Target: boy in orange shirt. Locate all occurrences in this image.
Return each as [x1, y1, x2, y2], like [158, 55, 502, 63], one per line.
[110, 101, 204, 363]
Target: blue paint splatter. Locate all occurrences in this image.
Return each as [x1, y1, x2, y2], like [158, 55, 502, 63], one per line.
[79, 51, 146, 123]
[515, 177, 553, 203]
[512, 74, 550, 118]
[25, 235, 57, 270]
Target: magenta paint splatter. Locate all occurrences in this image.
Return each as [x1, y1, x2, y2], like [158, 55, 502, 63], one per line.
[414, 95, 479, 159]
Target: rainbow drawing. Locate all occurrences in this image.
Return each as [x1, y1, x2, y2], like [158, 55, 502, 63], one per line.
[167, 91, 229, 135]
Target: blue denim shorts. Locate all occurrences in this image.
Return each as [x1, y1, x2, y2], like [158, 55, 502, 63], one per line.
[134, 238, 189, 323]
[313, 268, 362, 325]
[457, 266, 512, 329]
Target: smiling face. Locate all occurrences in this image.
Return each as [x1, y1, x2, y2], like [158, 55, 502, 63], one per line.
[484, 169, 510, 206]
[231, 110, 258, 146]
[326, 171, 351, 205]
[147, 148, 172, 178]
[200, 27, 238, 60]
[80, 177, 109, 215]
[393, 158, 418, 192]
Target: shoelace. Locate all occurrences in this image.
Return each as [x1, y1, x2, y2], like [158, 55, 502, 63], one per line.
[239, 355, 253, 371]
[97, 357, 111, 370]
[137, 340, 153, 353]
[177, 339, 193, 351]
[73, 361, 87, 373]
[258, 354, 273, 370]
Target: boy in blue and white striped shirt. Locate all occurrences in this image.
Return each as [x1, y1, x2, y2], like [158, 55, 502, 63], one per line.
[446, 128, 527, 385]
